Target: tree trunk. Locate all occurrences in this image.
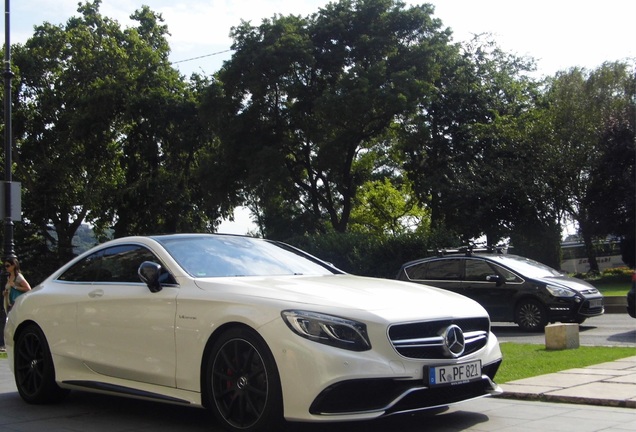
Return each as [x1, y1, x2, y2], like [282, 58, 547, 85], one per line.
[579, 220, 600, 273]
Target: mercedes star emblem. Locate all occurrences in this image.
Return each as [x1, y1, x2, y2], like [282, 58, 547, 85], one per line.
[442, 324, 465, 358]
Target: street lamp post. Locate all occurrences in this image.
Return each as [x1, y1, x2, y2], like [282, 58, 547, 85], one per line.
[3, 0, 14, 261]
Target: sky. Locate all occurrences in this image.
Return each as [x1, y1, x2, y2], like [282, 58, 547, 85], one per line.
[3, 0, 635, 233]
[5, 0, 635, 78]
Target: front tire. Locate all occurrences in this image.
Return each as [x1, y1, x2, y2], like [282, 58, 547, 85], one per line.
[206, 327, 283, 432]
[14, 324, 69, 404]
[515, 299, 548, 332]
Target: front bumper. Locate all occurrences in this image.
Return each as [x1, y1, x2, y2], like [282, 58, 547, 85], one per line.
[546, 295, 604, 322]
[310, 359, 502, 416]
[261, 318, 503, 423]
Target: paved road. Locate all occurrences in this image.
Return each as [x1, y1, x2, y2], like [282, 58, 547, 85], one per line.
[493, 312, 636, 346]
[1, 385, 636, 432]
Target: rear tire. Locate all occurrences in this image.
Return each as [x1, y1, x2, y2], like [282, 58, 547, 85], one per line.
[205, 327, 283, 432]
[14, 324, 69, 404]
[515, 299, 548, 332]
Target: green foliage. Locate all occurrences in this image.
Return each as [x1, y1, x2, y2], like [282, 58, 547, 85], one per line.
[286, 231, 432, 278]
[10, 0, 130, 261]
[597, 266, 634, 279]
[0, 0, 632, 279]
[349, 178, 430, 236]
[211, 0, 453, 234]
[497, 343, 636, 383]
[509, 220, 562, 270]
[578, 266, 632, 284]
[543, 62, 636, 271]
[400, 34, 545, 245]
[3, 1, 232, 268]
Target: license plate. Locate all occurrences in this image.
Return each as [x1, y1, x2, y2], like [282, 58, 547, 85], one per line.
[428, 360, 482, 387]
[589, 299, 602, 308]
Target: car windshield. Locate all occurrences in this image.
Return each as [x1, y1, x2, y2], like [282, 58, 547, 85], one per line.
[493, 255, 563, 278]
[155, 235, 338, 278]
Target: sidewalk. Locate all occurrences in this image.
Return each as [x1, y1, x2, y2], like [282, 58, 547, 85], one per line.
[498, 355, 636, 408]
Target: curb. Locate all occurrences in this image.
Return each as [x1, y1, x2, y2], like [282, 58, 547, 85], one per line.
[605, 296, 628, 314]
[496, 390, 636, 409]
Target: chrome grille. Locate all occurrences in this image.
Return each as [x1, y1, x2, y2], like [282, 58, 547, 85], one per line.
[580, 288, 599, 295]
[388, 318, 490, 359]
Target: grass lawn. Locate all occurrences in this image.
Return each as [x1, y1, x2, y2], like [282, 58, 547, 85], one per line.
[496, 342, 636, 383]
[593, 282, 630, 297]
[584, 267, 632, 297]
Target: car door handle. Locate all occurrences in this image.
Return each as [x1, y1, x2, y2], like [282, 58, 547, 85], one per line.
[88, 289, 104, 298]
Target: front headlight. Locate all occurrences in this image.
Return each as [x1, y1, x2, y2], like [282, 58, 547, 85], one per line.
[546, 284, 576, 298]
[281, 310, 371, 351]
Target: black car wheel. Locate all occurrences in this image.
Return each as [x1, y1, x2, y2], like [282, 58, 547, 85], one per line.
[206, 327, 283, 432]
[14, 324, 69, 404]
[515, 299, 548, 331]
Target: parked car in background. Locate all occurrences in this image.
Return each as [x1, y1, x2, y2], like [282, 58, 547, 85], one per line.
[4, 234, 503, 432]
[397, 248, 604, 331]
[627, 272, 636, 318]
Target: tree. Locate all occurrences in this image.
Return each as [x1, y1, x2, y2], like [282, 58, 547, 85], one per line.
[585, 116, 636, 267]
[544, 61, 635, 271]
[10, 1, 128, 262]
[400, 35, 543, 246]
[349, 177, 429, 236]
[5, 1, 227, 267]
[109, 8, 226, 237]
[207, 0, 453, 237]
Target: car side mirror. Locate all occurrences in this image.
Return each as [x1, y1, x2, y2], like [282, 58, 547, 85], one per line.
[138, 261, 163, 293]
[486, 274, 503, 286]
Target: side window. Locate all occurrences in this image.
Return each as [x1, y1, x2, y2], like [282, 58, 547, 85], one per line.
[58, 244, 169, 284]
[493, 264, 523, 283]
[424, 259, 462, 281]
[465, 259, 495, 281]
[404, 263, 427, 280]
[58, 251, 102, 282]
[101, 245, 159, 283]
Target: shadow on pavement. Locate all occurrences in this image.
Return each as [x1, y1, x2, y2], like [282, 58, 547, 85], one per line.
[287, 407, 490, 432]
[608, 329, 636, 343]
[0, 389, 490, 432]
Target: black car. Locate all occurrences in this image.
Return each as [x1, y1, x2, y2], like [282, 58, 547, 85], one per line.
[627, 272, 635, 318]
[397, 248, 604, 331]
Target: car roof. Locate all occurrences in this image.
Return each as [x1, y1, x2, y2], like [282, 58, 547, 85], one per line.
[400, 248, 511, 267]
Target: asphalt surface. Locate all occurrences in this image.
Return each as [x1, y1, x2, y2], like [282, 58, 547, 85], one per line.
[493, 312, 635, 346]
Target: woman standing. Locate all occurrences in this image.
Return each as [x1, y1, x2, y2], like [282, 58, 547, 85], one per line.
[3, 257, 31, 314]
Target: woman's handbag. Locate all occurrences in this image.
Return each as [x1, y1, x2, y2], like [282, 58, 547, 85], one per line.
[9, 286, 23, 304]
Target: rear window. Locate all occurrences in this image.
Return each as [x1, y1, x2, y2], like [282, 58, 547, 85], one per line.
[489, 255, 562, 278]
[405, 259, 462, 281]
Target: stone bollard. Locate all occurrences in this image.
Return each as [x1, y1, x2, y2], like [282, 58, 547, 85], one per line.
[545, 323, 579, 350]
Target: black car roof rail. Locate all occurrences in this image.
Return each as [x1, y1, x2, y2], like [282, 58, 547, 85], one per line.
[434, 245, 509, 257]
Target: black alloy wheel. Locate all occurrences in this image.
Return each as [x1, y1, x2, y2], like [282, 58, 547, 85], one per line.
[207, 328, 283, 432]
[14, 324, 69, 404]
[515, 299, 548, 332]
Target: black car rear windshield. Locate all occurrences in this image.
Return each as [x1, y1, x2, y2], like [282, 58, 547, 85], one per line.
[489, 255, 562, 278]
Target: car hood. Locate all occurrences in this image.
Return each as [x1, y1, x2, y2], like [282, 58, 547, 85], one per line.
[537, 275, 599, 293]
[194, 274, 487, 321]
